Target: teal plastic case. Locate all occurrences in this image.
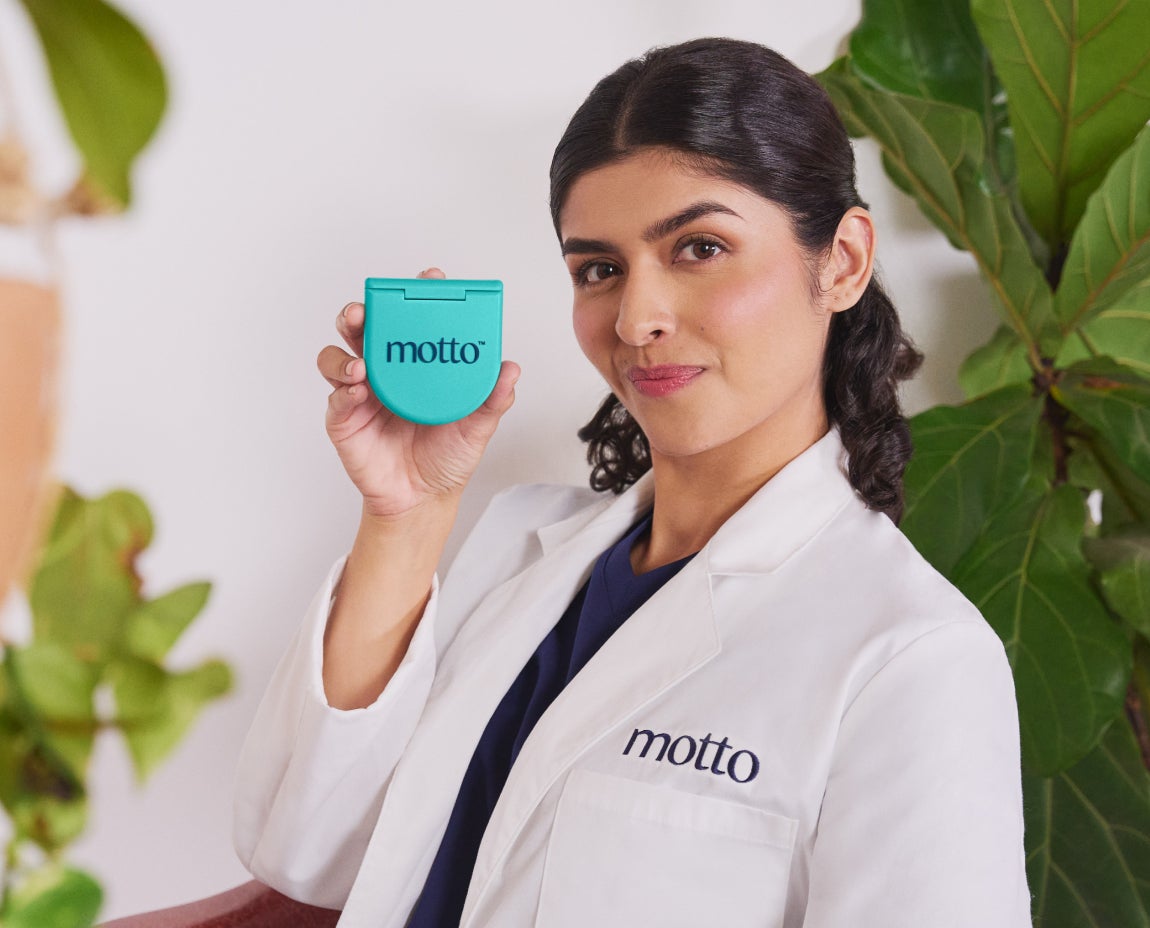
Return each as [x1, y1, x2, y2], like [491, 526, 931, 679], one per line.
[363, 278, 503, 425]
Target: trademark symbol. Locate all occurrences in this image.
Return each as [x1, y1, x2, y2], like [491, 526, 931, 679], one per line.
[478, 341, 486, 346]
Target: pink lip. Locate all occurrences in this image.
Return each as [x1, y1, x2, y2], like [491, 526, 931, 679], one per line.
[628, 365, 704, 397]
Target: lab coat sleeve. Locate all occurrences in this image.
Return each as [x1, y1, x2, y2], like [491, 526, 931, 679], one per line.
[232, 554, 440, 907]
[802, 619, 1033, 927]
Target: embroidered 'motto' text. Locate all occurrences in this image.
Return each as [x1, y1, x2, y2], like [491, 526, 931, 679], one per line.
[623, 728, 760, 783]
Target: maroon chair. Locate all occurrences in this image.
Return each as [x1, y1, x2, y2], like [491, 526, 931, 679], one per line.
[97, 881, 340, 928]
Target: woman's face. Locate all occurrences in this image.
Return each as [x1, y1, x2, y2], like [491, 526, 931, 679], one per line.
[559, 148, 855, 471]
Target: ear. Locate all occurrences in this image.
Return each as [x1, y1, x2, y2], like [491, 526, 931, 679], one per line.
[819, 206, 875, 313]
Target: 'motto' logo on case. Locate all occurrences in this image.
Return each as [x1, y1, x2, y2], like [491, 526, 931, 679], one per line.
[386, 338, 484, 365]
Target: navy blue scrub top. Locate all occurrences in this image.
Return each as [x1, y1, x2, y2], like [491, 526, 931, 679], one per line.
[408, 511, 694, 927]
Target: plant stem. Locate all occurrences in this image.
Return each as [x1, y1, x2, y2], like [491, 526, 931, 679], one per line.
[1126, 685, 1150, 773]
[1036, 364, 1071, 485]
[1131, 638, 1150, 773]
[1045, 240, 1069, 292]
[1, 834, 18, 912]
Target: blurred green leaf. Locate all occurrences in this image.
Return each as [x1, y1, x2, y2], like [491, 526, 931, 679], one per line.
[110, 657, 231, 781]
[125, 581, 211, 662]
[28, 488, 152, 660]
[2, 864, 102, 928]
[6, 643, 98, 777]
[1055, 358, 1150, 486]
[1085, 528, 1150, 637]
[952, 482, 1130, 774]
[15, 0, 167, 207]
[7, 645, 96, 724]
[959, 325, 1035, 398]
[1025, 717, 1150, 926]
[971, 0, 1150, 248]
[817, 58, 1056, 356]
[1056, 125, 1150, 334]
[8, 791, 89, 853]
[902, 385, 1043, 574]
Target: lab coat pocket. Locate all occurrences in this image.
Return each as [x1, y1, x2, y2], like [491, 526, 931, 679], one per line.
[535, 768, 796, 928]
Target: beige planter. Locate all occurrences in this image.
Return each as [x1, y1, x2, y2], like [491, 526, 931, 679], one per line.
[0, 277, 61, 611]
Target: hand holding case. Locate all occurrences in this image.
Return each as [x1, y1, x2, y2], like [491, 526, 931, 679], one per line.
[363, 278, 503, 425]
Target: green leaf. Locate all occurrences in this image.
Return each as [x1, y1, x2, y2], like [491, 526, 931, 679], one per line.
[971, 0, 1150, 249]
[110, 657, 232, 781]
[847, 0, 1023, 228]
[1070, 290, 1150, 378]
[952, 482, 1131, 773]
[6, 643, 98, 776]
[124, 581, 212, 662]
[902, 385, 1043, 574]
[1055, 358, 1150, 485]
[1056, 125, 1150, 334]
[1069, 432, 1150, 529]
[28, 487, 153, 661]
[958, 325, 1035, 398]
[1084, 528, 1150, 636]
[7, 791, 89, 853]
[849, 0, 996, 112]
[1024, 717, 1150, 927]
[7, 644, 97, 723]
[15, 0, 167, 207]
[817, 58, 1056, 357]
[2, 864, 103, 928]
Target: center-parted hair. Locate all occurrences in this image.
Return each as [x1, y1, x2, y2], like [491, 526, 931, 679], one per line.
[548, 37, 923, 523]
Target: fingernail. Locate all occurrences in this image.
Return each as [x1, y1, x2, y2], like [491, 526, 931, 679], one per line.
[346, 359, 357, 376]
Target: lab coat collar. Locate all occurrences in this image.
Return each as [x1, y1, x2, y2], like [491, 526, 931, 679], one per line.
[535, 471, 655, 556]
[537, 426, 856, 574]
[705, 426, 857, 575]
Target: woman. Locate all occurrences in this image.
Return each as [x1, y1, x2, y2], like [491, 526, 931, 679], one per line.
[234, 38, 1031, 928]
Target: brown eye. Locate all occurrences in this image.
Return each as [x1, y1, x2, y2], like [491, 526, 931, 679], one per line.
[576, 261, 622, 285]
[677, 238, 724, 262]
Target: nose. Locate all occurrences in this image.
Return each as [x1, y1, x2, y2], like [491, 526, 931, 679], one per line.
[615, 270, 677, 346]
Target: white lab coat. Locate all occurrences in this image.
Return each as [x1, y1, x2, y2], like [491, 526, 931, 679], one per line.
[234, 429, 1032, 927]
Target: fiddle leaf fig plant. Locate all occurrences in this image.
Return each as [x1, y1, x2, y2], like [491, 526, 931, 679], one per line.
[819, 0, 1150, 922]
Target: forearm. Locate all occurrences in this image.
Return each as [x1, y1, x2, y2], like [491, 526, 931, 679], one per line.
[323, 494, 459, 709]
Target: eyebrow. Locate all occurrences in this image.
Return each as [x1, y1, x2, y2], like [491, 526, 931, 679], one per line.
[560, 200, 743, 257]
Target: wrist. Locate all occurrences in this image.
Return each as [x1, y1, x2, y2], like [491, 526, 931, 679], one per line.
[360, 490, 461, 530]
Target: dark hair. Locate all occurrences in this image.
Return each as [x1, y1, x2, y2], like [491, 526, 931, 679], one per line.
[548, 37, 922, 523]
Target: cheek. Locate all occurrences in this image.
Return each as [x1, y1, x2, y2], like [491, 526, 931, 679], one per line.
[572, 304, 613, 366]
[700, 266, 823, 341]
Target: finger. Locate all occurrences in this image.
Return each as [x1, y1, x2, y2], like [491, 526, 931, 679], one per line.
[458, 360, 521, 441]
[326, 381, 381, 431]
[317, 344, 365, 389]
[337, 301, 365, 355]
[328, 379, 377, 418]
[417, 267, 447, 279]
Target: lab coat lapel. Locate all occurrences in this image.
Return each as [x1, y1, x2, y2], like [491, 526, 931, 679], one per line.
[460, 548, 720, 928]
[339, 475, 654, 928]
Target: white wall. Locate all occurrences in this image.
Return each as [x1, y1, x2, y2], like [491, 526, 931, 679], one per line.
[0, 0, 999, 918]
